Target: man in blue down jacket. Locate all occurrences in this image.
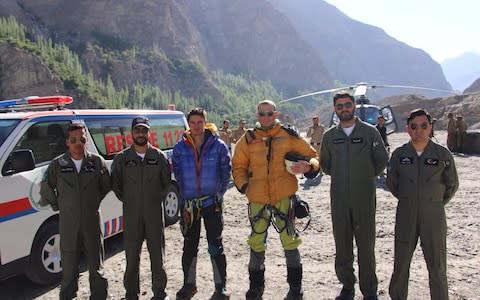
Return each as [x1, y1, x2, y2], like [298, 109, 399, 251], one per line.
[387, 109, 459, 300]
[172, 108, 232, 300]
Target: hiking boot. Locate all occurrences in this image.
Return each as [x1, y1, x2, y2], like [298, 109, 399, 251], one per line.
[284, 289, 303, 300]
[335, 287, 355, 300]
[176, 284, 197, 300]
[210, 287, 230, 300]
[245, 286, 264, 300]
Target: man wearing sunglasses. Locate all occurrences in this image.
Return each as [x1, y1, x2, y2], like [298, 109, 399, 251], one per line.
[40, 123, 111, 299]
[233, 100, 320, 300]
[387, 109, 459, 300]
[111, 116, 171, 300]
[321, 92, 388, 300]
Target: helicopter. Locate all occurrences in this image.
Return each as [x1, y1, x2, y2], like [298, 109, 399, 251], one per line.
[280, 82, 458, 134]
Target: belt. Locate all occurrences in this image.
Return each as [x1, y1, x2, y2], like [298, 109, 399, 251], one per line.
[310, 142, 321, 145]
[186, 195, 215, 207]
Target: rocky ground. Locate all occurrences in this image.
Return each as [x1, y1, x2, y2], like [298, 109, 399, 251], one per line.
[1, 131, 478, 300]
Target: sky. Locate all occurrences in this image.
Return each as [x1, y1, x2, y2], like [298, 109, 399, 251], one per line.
[323, 0, 480, 63]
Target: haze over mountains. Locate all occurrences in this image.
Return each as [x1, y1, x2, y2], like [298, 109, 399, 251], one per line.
[0, 0, 471, 115]
[441, 52, 480, 93]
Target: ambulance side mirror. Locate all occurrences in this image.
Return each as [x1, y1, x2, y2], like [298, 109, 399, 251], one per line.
[2, 149, 36, 176]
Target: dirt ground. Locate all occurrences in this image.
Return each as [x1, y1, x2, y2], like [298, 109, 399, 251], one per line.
[1, 130, 478, 300]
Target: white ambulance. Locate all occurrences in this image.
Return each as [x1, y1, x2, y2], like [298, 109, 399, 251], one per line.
[0, 96, 186, 284]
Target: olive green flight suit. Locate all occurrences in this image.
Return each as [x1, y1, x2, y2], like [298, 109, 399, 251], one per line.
[40, 151, 111, 300]
[387, 140, 459, 300]
[320, 118, 388, 297]
[111, 145, 171, 300]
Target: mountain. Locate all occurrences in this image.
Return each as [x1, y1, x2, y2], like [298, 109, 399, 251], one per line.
[0, 0, 456, 112]
[442, 52, 480, 92]
[267, 0, 452, 98]
[0, 0, 332, 98]
[464, 78, 480, 94]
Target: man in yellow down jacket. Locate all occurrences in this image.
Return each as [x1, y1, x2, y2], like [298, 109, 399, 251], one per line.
[232, 100, 320, 300]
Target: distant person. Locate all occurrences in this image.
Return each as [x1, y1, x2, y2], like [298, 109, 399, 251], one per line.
[429, 118, 437, 138]
[387, 109, 459, 300]
[172, 108, 232, 300]
[321, 92, 389, 300]
[375, 115, 389, 151]
[446, 112, 457, 152]
[233, 100, 320, 300]
[219, 119, 233, 152]
[306, 115, 324, 173]
[231, 119, 247, 144]
[111, 116, 171, 300]
[40, 123, 110, 300]
[456, 115, 467, 152]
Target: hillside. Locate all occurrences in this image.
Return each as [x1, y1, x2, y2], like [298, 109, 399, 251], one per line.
[379, 91, 480, 130]
[267, 0, 452, 97]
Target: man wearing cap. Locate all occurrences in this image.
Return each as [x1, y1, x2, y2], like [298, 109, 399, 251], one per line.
[41, 123, 110, 300]
[233, 100, 320, 300]
[306, 115, 324, 164]
[446, 112, 456, 151]
[111, 116, 171, 300]
[387, 109, 459, 300]
[231, 119, 247, 144]
[321, 92, 388, 300]
[172, 108, 231, 299]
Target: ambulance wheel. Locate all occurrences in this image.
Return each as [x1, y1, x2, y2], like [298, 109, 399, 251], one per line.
[164, 184, 180, 226]
[26, 221, 62, 285]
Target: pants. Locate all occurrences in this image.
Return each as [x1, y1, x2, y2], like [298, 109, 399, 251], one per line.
[247, 197, 302, 252]
[389, 207, 448, 300]
[123, 217, 167, 299]
[182, 204, 227, 287]
[60, 230, 108, 300]
[332, 207, 377, 297]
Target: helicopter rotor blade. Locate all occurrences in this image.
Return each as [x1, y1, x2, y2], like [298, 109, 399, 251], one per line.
[370, 84, 460, 94]
[279, 87, 351, 103]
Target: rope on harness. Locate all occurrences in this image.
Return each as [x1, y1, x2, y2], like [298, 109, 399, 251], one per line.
[248, 203, 289, 234]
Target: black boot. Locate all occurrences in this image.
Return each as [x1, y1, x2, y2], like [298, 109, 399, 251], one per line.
[245, 269, 265, 300]
[210, 255, 230, 300]
[284, 266, 303, 300]
[176, 256, 197, 300]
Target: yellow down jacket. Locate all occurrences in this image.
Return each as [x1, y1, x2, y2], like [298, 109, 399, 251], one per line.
[232, 123, 319, 205]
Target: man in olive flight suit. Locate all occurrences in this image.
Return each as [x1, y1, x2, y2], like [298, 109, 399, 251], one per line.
[111, 116, 171, 300]
[40, 123, 110, 300]
[321, 92, 388, 300]
[387, 109, 459, 300]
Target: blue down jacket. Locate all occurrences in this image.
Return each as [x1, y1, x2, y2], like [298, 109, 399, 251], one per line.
[172, 128, 231, 205]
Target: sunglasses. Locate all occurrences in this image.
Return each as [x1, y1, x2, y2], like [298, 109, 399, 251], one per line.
[133, 127, 149, 134]
[69, 136, 86, 144]
[335, 102, 354, 110]
[409, 122, 429, 130]
[258, 111, 275, 117]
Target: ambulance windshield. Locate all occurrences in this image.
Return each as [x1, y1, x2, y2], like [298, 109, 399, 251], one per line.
[0, 119, 20, 147]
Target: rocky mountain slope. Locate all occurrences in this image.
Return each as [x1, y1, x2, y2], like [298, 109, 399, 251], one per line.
[267, 0, 452, 97]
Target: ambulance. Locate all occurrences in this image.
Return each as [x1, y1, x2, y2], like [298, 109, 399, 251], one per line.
[0, 96, 186, 284]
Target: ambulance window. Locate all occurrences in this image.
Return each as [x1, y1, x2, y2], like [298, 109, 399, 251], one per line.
[85, 116, 186, 160]
[13, 122, 70, 165]
[0, 119, 20, 147]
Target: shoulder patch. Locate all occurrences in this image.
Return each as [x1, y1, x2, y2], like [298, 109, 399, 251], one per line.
[281, 124, 299, 137]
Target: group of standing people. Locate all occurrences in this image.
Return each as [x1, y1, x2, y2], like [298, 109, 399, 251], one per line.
[40, 92, 459, 300]
[447, 112, 468, 152]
